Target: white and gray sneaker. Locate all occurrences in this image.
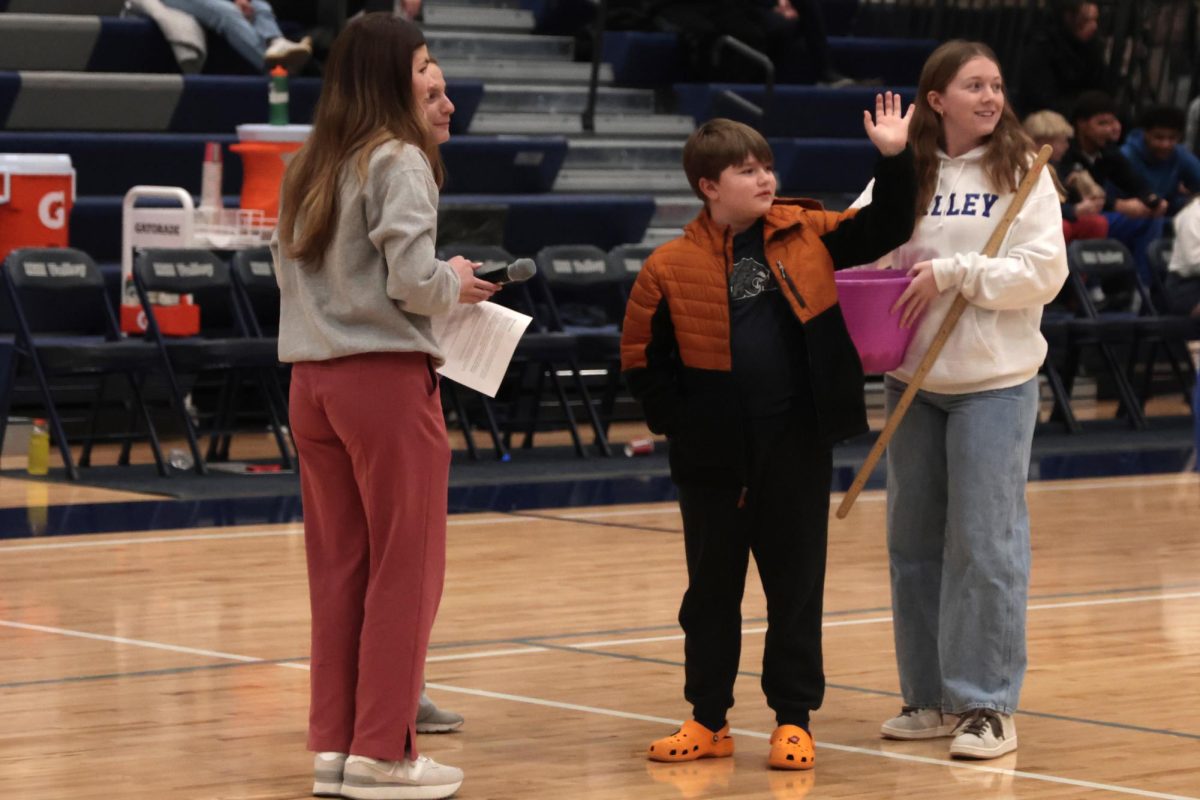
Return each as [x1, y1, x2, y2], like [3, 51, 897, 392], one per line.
[340, 754, 464, 800]
[880, 706, 960, 740]
[417, 692, 464, 734]
[949, 709, 1018, 759]
[312, 751, 347, 797]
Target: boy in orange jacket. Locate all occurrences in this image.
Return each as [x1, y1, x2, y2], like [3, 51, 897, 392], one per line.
[621, 99, 915, 770]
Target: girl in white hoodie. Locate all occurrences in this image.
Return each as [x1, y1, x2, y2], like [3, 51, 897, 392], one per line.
[853, 40, 1068, 760]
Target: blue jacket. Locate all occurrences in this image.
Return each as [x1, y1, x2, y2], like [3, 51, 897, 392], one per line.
[1120, 129, 1200, 212]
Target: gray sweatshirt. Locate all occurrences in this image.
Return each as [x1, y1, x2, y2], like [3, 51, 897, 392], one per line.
[272, 140, 461, 364]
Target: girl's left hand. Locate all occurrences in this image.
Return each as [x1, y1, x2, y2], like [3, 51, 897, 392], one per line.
[863, 91, 913, 157]
[890, 260, 939, 328]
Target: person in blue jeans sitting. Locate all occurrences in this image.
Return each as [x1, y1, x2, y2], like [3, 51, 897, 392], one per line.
[162, 0, 312, 72]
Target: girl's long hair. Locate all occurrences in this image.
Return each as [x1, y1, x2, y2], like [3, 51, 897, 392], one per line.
[278, 13, 442, 264]
[910, 40, 1035, 216]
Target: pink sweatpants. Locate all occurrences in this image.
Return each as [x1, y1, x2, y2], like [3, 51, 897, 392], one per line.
[289, 351, 450, 761]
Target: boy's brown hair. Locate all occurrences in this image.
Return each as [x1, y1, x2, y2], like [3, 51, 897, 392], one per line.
[682, 118, 774, 202]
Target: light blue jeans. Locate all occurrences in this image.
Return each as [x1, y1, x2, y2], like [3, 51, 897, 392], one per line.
[884, 376, 1038, 715]
[161, 0, 283, 70]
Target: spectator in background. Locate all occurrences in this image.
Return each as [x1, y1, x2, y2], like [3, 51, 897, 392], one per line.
[1016, 0, 1109, 117]
[1061, 91, 1166, 287]
[1024, 109, 1108, 243]
[1165, 197, 1200, 317]
[653, 0, 852, 86]
[1120, 104, 1200, 216]
[162, 0, 312, 71]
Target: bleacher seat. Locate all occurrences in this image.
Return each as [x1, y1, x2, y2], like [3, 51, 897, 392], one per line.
[675, 84, 918, 138]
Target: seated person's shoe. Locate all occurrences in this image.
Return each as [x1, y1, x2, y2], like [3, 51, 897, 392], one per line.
[768, 725, 815, 770]
[648, 720, 734, 762]
[880, 706, 960, 739]
[264, 35, 313, 73]
[312, 751, 347, 797]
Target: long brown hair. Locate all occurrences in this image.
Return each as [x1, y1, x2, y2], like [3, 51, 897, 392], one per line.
[278, 13, 443, 263]
[910, 40, 1034, 217]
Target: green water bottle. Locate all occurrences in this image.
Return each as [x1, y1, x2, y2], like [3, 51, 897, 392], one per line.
[269, 65, 289, 125]
[27, 418, 49, 476]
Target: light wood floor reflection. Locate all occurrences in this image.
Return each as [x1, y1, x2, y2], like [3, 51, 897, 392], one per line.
[0, 471, 1198, 799]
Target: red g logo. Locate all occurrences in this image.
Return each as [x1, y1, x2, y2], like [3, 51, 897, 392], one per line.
[38, 191, 66, 230]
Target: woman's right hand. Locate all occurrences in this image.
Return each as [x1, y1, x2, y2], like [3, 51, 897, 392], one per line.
[449, 256, 499, 304]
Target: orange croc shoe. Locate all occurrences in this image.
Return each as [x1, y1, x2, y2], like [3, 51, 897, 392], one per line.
[648, 720, 735, 762]
[768, 725, 815, 770]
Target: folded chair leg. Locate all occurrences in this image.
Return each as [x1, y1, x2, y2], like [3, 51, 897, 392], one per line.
[128, 373, 168, 477]
[478, 396, 509, 461]
[1043, 362, 1080, 434]
[158, 361, 207, 475]
[444, 382, 478, 461]
[568, 358, 611, 456]
[79, 379, 108, 469]
[1099, 343, 1148, 428]
[255, 370, 294, 470]
[548, 364, 586, 457]
[522, 363, 547, 450]
[207, 374, 237, 463]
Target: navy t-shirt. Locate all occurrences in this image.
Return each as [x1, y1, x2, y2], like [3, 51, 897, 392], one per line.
[729, 219, 810, 418]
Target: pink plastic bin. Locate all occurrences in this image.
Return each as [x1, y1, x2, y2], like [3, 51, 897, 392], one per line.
[834, 269, 917, 374]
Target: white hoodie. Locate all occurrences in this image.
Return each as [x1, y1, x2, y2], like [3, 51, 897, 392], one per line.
[852, 145, 1067, 394]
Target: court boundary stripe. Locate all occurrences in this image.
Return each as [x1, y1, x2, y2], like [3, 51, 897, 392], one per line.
[7, 611, 1199, 742]
[422, 681, 1200, 800]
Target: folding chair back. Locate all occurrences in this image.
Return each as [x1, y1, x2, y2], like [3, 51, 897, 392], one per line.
[230, 247, 280, 337]
[535, 244, 623, 330]
[606, 243, 655, 299]
[3, 248, 116, 338]
[133, 248, 244, 337]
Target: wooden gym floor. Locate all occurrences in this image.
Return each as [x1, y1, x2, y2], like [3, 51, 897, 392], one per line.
[1, 425, 1198, 799]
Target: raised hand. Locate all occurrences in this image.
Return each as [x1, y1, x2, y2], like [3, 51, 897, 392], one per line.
[863, 91, 913, 157]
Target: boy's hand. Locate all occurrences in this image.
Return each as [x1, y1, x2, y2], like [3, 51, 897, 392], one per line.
[890, 260, 939, 328]
[863, 91, 913, 157]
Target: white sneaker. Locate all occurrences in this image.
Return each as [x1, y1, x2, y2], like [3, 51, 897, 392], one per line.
[264, 35, 312, 72]
[340, 754, 463, 800]
[949, 709, 1018, 759]
[312, 751, 347, 797]
[417, 692, 465, 733]
[880, 706, 960, 740]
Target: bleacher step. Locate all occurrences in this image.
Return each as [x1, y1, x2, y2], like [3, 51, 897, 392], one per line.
[425, 31, 573, 61]
[437, 58, 612, 85]
[469, 112, 693, 137]
[563, 139, 684, 169]
[1, 0, 122, 14]
[422, 4, 534, 32]
[554, 168, 690, 194]
[478, 85, 655, 114]
[650, 195, 703, 228]
[0, 14, 98, 71]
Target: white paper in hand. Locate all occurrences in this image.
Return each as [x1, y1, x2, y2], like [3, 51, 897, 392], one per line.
[431, 301, 532, 397]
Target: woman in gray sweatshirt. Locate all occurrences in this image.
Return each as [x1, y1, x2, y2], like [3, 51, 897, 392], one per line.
[270, 13, 496, 800]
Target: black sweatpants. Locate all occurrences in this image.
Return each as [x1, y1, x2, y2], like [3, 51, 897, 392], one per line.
[676, 413, 832, 730]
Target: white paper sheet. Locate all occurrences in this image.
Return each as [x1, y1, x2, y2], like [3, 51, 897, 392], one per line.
[431, 301, 532, 397]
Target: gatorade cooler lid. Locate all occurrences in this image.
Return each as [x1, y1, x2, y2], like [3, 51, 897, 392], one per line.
[0, 153, 74, 174]
[236, 124, 312, 143]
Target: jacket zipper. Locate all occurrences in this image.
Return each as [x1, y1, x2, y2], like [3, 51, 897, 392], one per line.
[776, 260, 807, 309]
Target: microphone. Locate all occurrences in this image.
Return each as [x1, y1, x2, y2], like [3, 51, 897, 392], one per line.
[474, 258, 537, 285]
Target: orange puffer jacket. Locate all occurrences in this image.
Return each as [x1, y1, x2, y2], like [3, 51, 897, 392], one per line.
[620, 149, 916, 485]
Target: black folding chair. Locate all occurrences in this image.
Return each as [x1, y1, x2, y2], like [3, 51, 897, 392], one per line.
[0, 248, 178, 479]
[606, 243, 656, 303]
[441, 243, 610, 457]
[132, 248, 294, 473]
[1066, 240, 1195, 424]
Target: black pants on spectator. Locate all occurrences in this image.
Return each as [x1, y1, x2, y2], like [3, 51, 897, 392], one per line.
[676, 412, 832, 731]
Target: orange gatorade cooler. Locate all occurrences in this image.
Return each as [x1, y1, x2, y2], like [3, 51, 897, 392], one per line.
[0, 154, 76, 260]
[232, 124, 310, 220]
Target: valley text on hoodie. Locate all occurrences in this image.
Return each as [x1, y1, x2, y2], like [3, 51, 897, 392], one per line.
[853, 144, 1068, 395]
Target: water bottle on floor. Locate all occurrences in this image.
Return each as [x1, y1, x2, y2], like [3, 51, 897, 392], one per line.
[27, 418, 49, 476]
